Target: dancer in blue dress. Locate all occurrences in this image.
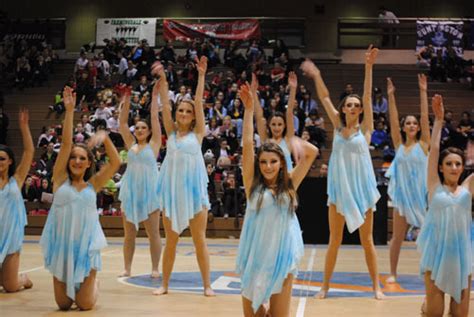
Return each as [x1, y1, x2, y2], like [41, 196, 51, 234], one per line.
[385, 75, 430, 283]
[40, 86, 120, 310]
[0, 108, 34, 292]
[254, 72, 297, 171]
[118, 73, 163, 278]
[301, 45, 385, 299]
[418, 94, 473, 316]
[152, 57, 214, 296]
[237, 83, 318, 316]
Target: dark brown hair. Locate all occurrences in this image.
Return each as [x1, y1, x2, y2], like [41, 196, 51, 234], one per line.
[338, 94, 363, 127]
[438, 147, 465, 184]
[67, 144, 96, 181]
[250, 142, 297, 213]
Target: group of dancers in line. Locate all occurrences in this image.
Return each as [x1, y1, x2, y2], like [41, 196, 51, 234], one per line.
[0, 45, 473, 316]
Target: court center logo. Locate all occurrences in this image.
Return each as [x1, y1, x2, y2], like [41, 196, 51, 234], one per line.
[120, 271, 434, 297]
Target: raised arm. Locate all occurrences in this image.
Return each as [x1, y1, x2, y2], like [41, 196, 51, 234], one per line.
[300, 59, 340, 129]
[14, 108, 34, 188]
[149, 79, 163, 157]
[118, 86, 135, 149]
[240, 83, 255, 198]
[285, 72, 297, 140]
[418, 74, 430, 152]
[88, 131, 121, 192]
[52, 86, 75, 190]
[153, 62, 175, 136]
[427, 94, 444, 195]
[386, 78, 402, 149]
[251, 73, 268, 141]
[361, 45, 378, 137]
[289, 138, 319, 189]
[193, 56, 208, 142]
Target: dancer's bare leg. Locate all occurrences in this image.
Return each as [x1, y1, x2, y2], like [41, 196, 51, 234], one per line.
[269, 274, 293, 317]
[189, 209, 215, 296]
[53, 277, 73, 310]
[316, 205, 345, 299]
[449, 275, 471, 317]
[143, 210, 162, 278]
[359, 210, 385, 299]
[242, 296, 267, 317]
[423, 271, 445, 316]
[388, 210, 408, 283]
[152, 214, 179, 295]
[2, 252, 32, 292]
[120, 214, 137, 277]
[75, 270, 99, 311]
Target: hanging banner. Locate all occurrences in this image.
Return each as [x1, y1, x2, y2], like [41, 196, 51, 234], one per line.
[416, 20, 464, 56]
[96, 18, 156, 46]
[163, 19, 261, 41]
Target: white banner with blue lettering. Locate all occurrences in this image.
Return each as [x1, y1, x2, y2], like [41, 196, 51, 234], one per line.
[416, 20, 464, 56]
[96, 18, 156, 46]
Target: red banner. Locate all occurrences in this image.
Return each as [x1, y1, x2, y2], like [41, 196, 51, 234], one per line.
[163, 19, 261, 41]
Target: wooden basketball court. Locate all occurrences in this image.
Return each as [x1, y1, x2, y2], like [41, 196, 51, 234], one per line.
[1, 236, 472, 316]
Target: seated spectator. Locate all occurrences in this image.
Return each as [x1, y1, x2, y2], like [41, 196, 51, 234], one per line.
[22, 176, 38, 202]
[80, 114, 95, 136]
[49, 90, 65, 114]
[305, 109, 327, 147]
[124, 60, 138, 84]
[15, 54, 32, 90]
[37, 126, 57, 148]
[371, 120, 390, 149]
[222, 173, 244, 218]
[73, 123, 90, 143]
[165, 63, 178, 91]
[32, 55, 49, 87]
[429, 49, 447, 82]
[299, 91, 318, 117]
[74, 51, 89, 75]
[115, 50, 128, 75]
[94, 100, 113, 129]
[36, 178, 53, 203]
[134, 75, 150, 96]
[160, 41, 177, 64]
[174, 85, 192, 105]
[416, 45, 434, 68]
[37, 142, 57, 177]
[455, 111, 473, 149]
[272, 39, 289, 65]
[372, 87, 388, 119]
[319, 163, 328, 177]
[107, 110, 123, 147]
[207, 163, 222, 220]
[270, 62, 285, 89]
[214, 138, 234, 161]
[339, 83, 354, 101]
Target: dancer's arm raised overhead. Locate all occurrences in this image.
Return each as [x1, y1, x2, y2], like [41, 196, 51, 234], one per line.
[386, 78, 402, 149]
[252, 73, 268, 141]
[361, 45, 379, 142]
[88, 131, 121, 193]
[300, 60, 340, 129]
[418, 74, 430, 153]
[427, 94, 443, 196]
[14, 108, 34, 188]
[52, 86, 75, 191]
[240, 83, 255, 199]
[289, 138, 319, 190]
[193, 56, 208, 143]
[285, 71, 297, 141]
[118, 86, 135, 149]
[149, 78, 163, 157]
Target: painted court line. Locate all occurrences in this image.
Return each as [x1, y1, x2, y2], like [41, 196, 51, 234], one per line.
[296, 248, 316, 317]
[20, 266, 44, 274]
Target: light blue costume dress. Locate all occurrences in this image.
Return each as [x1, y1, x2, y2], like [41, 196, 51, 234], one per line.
[277, 139, 293, 172]
[236, 188, 304, 312]
[157, 132, 210, 234]
[119, 144, 160, 229]
[327, 129, 381, 233]
[417, 184, 472, 303]
[0, 177, 27, 265]
[385, 143, 428, 228]
[40, 180, 107, 300]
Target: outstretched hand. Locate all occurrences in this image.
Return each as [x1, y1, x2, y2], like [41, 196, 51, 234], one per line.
[195, 56, 208, 75]
[151, 61, 164, 77]
[288, 71, 297, 89]
[250, 73, 259, 93]
[63, 86, 76, 112]
[18, 107, 29, 128]
[300, 59, 320, 79]
[386, 78, 395, 95]
[239, 83, 254, 111]
[432, 94, 444, 121]
[88, 130, 108, 149]
[365, 44, 379, 66]
[418, 73, 427, 91]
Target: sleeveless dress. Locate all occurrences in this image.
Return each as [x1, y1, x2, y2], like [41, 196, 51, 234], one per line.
[417, 184, 472, 303]
[0, 177, 27, 265]
[236, 188, 304, 312]
[385, 143, 428, 228]
[157, 132, 210, 234]
[119, 144, 160, 229]
[327, 129, 381, 233]
[277, 139, 293, 172]
[40, 180, 107, 300]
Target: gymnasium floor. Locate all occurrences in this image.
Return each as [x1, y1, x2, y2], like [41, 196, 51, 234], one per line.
[1, 236, 472, 316]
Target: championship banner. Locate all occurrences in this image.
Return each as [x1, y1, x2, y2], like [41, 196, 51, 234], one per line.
[416, 20, 464, 56]
[96, 18, 156, 46]
[163, 19, 261, 41]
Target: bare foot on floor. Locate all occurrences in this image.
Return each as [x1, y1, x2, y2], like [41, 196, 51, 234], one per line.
[20, 273, 33, 289]
[118, 270, 131, 278]
[374, 289, 386, 300]
[152, 286, 168, 295]
[386, 275, 397, 283]
[204, 287, 216, 297]
[315, 289, 328, 299]
[151, 271, 160, 279]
